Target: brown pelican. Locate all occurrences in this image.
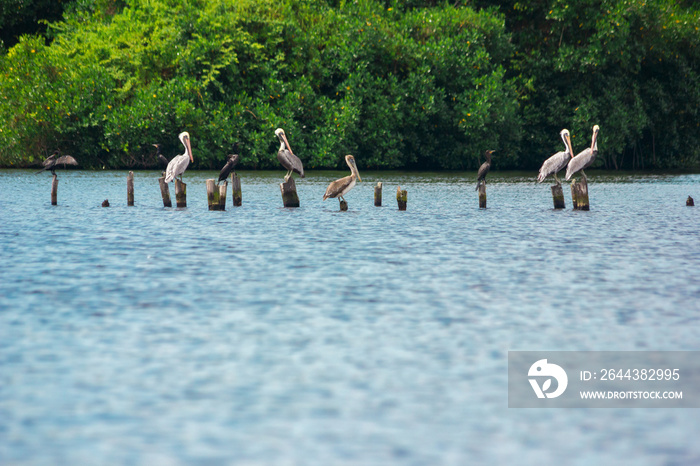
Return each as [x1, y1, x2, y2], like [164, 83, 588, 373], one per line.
[475, 150, 495, 191]
[218, 142, 240, 184]
[164, 132, 193, 183]
[275, 128, 304, 181]
[537, 129, 574, 185]
[35, 150, 78, 175]
[566, 125, 600, 181]
[323, 155, 361, 203]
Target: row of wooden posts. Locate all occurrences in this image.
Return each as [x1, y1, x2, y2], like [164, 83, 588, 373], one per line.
[48, 171, 692, 210]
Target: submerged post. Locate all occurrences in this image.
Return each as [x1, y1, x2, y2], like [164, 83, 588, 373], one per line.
[127, 171, 134, 206]
[478, 183, 487, 208]
[687, 196, 695, 207]
[159, 177, 172, 207]
[174, 179, 187, 208]
[231, 173, 242, 206]
[280, 177, 300, 208]
[374, 182, 382, 207]
[206, 179, 221, 210]
[551, 184, 565, 209]
[51, 174, 58, 205]
[571, 178, 590, 211]
[102, 199, 110, 207]
[396, 186, 407, 211]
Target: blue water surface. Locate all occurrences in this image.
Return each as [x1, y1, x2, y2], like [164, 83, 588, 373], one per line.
[1, 169, 700, 465]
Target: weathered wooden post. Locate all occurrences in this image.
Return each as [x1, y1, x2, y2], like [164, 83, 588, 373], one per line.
[339, 200, 348, 211]
[551, 184, 566, 209]
[478, 183, 487, 208]
[687, 196, 695, 206]
[374, 182, 382, 206]
[50, 174, 59, 205]
[127, 171, 134, 206]
[231, 173, 242, 206]
[280, 177, 300, 207]
[206, 179, 221, 210]
[174, 179, 187, 208]
[396, 186, 407, 211]
[102, 199, 110, 207]
[571, 178, 590, 211]
[219, 181, 227, 210]
[158, 177, 172, 207]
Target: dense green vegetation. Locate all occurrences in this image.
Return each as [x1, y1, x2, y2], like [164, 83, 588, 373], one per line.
[1, 0, 698, 171]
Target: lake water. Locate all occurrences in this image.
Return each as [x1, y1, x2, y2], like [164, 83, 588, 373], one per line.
[1, 169, 699, 465]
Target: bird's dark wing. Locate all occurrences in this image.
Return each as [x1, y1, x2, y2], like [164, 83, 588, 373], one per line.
[55, 155, 78, 166]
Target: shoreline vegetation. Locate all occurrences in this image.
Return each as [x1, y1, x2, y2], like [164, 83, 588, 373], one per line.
[1, 0, 698, 172]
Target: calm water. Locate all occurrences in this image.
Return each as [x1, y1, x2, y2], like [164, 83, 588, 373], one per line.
[1, 169, 700, 465]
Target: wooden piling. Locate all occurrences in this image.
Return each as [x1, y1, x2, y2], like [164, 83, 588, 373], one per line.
[231, 173, 242, 206]
[396, 186, 407, 211]
[127, 171, 134, 206]
[219, 181, 227, 211]
[374, 182, 382, 207]
[206, 179, 221, 210]
[102, 199, 110, 207]
[339, 200, 348, 211]
[51, 174, 58, 205]
[551, 184, 566, 209]
[478, 183, 487, 209]
[280, 177, 300, 207]
[571, 178, 590, 211]
[687, 196, 695, 206]
[174, 179, 187, 208]
[158, 177, 172, 207]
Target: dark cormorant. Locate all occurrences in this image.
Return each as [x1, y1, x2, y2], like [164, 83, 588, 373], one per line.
[35, 150, 78, 175]
[218, 142, 240, 184]
[475, 150, 495, 191]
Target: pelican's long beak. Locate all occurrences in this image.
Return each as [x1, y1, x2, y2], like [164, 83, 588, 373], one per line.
[185, 136, 193, 162]
[591, 126, 599, 150]
[565, 133, 573, 157]
[282, 132, 293, 156]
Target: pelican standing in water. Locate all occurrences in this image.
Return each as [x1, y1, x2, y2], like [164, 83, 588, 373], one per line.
[153, 143, 168, 176]
[218, 142, 240, 184]
[275, 128, 304, 181]
[35, 150, 78, 175]
[537, 129, 574, 185]
[164, 132, 193, 183]
[475, 150, 495, 191]
[566, 125, 600, 181]
[323, 155, 361, 204]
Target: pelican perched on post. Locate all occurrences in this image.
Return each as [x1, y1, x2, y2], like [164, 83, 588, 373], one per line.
[323, 155, 361, 203]
[275, 128, 304, 181]
[218, 142, 240, 185]
[566, 125, 600, 181]
[475, 150, 495, 191]
[35, 150, 78, 175]
[537, 129, 574, 185]
[164, 132, 193, 183]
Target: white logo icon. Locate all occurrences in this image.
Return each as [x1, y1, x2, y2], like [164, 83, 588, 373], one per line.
[528, 359, 568, 399]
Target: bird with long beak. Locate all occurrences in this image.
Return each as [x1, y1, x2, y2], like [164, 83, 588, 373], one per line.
[164, 132, 193, 183]
[537, 129, 574, 185]
[475, 149, 495, 191]
[275, 128, 304, 181]
[323, 155, 362, 204]
[566, 125, 600, 181]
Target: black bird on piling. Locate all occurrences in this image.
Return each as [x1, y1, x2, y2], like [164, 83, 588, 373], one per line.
[475, 150, 495, 191]
[35, 150, 78, 175]
[153, 144, 169, 175]
[218, 142, 240, 185]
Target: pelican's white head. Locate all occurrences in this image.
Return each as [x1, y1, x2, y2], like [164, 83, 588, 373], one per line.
[560, 129, 573, 157]
[179, 131, 193, 162]
[345, 154, 361, 182]
[275, 128, 293, 155]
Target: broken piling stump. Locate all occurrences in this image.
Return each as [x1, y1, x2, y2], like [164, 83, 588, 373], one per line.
[127, 171, 134, 206]
[280, 177, 300, 208]
[374, 182, 382, 207]
[478, 183, 487, 208]
[551, 184, 565, 209]
[339, 200, 348, 211]
[206, 179, 221, 210]
[687, 196, 695, 206]
[158, 177, 172, 207]
[231, 173, 242, 206]
[396, 186, 407, 211]
[102, 199, 110, 207]
[174, 179, 187, 208]
[571, 178, 590, 211]
[51, 174, 58, 205]
[219, 182, 227, 210]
